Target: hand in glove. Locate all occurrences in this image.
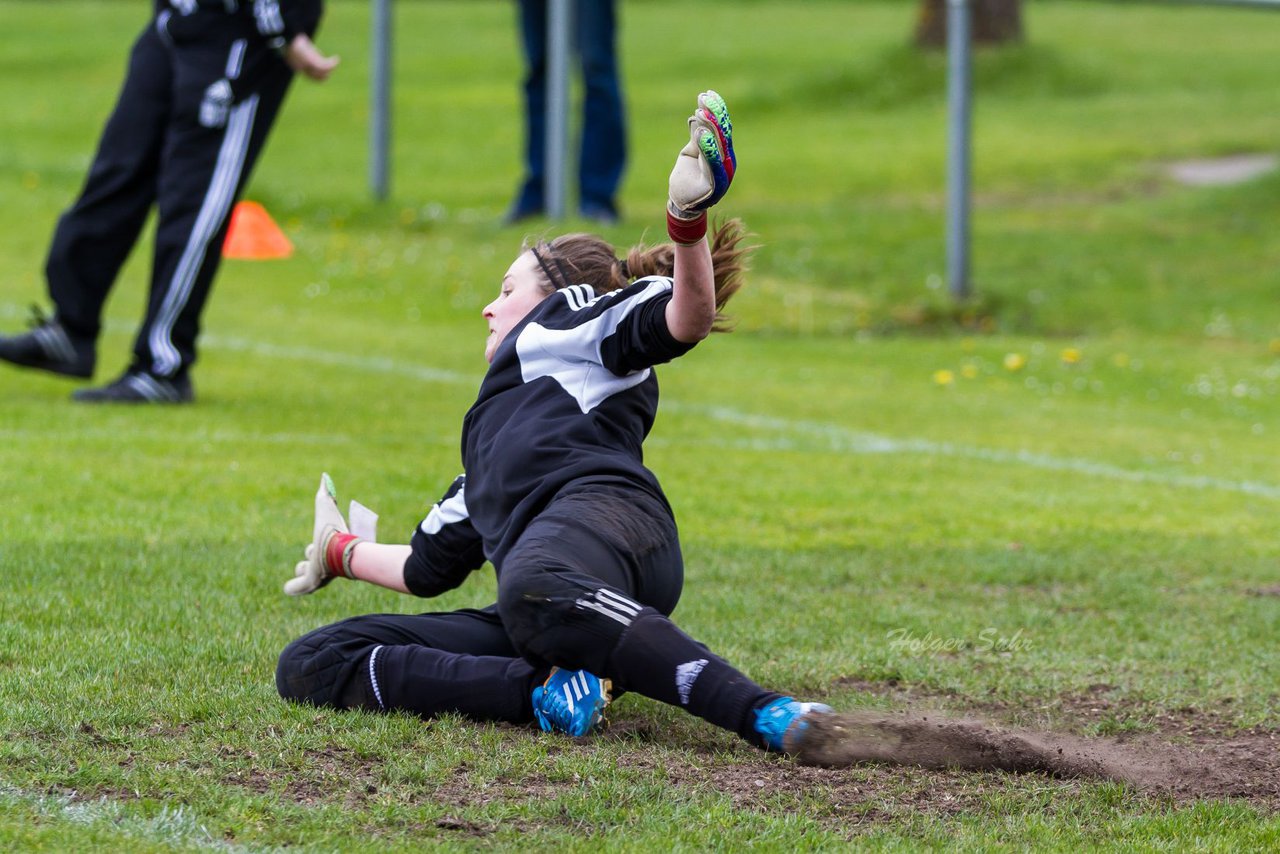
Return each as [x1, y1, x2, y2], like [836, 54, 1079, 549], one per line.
[284, 473, 362, 596]
[667, 90, 736, 244]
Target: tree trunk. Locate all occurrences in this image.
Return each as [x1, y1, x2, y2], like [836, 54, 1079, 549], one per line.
[915, 0, 1024, 48]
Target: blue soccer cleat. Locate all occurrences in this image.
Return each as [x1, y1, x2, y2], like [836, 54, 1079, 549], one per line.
[532, 667, 612, 737]
[754, 696, 834, 753]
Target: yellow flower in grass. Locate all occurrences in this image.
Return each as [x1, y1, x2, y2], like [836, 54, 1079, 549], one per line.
[1060, 347, 1081, 365]
[933, 369, 955, 386]
[1269, 339, 1280, 356]
[961, 363, 979, 379]
[1003, 352, 1026, 372]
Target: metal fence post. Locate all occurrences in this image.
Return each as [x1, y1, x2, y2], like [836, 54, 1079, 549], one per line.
[545, 0, 572, 219]
[946, 0, 972, 300]
[370, 0, 392, 201]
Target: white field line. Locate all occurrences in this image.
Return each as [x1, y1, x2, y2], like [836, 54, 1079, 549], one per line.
[200, 332, 472, 386]
[0, 782, 266, 853]
[0, 307, 469, 385]
[4, 305, 1274, 501]
[662, 404, 1280, 501]
[197, 335, 1280, 501]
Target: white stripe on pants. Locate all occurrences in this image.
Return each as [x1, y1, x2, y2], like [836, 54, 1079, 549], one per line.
[148, 94, 257, 376]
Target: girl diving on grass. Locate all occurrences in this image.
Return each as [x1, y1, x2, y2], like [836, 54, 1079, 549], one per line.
[276, 91, 833, 752]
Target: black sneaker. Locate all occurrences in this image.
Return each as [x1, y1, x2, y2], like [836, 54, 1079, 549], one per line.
[72, 370, 194, 404]
[0, 307, 95, 379]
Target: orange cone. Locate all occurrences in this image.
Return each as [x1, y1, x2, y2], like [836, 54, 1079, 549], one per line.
[222, 200, 294, 259]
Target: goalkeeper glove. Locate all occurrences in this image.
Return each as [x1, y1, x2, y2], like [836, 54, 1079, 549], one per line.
[284, 473, 362, 596]
[667, 90, 736, 244]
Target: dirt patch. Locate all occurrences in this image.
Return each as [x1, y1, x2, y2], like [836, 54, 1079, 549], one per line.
[613, 748, 1003, 822]
[32, 690, 1278, 836]
[429, 816, 501, 837]
[793, 710, 1278, 806]
[821, 678, 1279, 809]
[217, 744, 383, 809]
[90, 703, 1280, 817]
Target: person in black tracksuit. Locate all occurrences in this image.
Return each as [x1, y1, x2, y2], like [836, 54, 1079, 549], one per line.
[275, 93, 834, 753]
[0, 0, 336, 403]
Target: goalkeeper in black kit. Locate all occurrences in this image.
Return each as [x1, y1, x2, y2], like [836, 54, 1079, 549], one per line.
[276, 92, 833, 753]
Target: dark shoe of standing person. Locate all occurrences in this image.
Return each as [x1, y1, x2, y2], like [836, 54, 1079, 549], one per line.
[0, 307, 95, 379]
[72, 370, 194, 404]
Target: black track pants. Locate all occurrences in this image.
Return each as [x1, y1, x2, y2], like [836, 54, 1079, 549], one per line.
[46, 17, 293, 379]
[276, 606, 543, 722]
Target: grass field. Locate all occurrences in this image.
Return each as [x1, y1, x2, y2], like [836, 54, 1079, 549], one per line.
[2, 0, 1279, 849]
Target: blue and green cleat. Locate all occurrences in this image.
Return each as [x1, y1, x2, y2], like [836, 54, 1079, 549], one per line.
[532, 667, 612, 737]
[753, 696, 834, 753]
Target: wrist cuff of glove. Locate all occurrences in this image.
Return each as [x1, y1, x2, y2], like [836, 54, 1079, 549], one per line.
[667, 208, 707, 245]
[322, 531, 362, 580]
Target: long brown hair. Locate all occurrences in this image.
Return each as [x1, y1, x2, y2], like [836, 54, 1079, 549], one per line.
[526, 218, 751, 333]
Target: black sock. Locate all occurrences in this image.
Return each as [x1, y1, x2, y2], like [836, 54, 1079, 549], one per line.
[607, 609, 781, 745]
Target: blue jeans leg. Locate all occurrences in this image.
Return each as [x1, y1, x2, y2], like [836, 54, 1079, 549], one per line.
[576, 0, 625, 215]
[513, 0, 547, 215]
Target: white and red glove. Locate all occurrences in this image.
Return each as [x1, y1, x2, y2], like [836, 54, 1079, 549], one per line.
[667, 90, 736, 245]
[284, 473, 362, 596]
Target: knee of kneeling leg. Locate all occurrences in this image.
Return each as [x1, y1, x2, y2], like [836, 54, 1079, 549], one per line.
[274, 634, 350, 706]
[275, 637, 312, 702]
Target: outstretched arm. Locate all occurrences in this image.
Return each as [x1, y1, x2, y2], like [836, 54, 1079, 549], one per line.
[345, 542, 411, 592]
[285, 474, 408, 595]
[284, 474, 482, 598]
[665, 91, 736, 343]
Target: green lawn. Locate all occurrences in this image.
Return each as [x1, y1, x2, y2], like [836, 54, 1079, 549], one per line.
[1, 0, 1278, 849]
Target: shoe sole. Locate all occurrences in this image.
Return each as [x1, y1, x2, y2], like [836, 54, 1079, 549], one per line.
[71, 375, 194, 404]
[71, 391, 194, 404]
[71, 396, 193, 405]
[0, 352, 93, 379]
[578, 677, 613, 735]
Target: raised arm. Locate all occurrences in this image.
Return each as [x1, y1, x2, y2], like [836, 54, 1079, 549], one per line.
[665, 91, 736, 343]
[666, 239, 716, 344]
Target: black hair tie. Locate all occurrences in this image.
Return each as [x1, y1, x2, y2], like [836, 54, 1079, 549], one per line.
[532, 243, 574, 291]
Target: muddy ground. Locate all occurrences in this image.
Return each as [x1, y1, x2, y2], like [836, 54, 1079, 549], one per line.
[299, 683, 1277, 836]
[50, 683, 1278, 841]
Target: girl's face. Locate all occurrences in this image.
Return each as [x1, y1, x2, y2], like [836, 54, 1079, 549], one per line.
[483, 250, 550, 363]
